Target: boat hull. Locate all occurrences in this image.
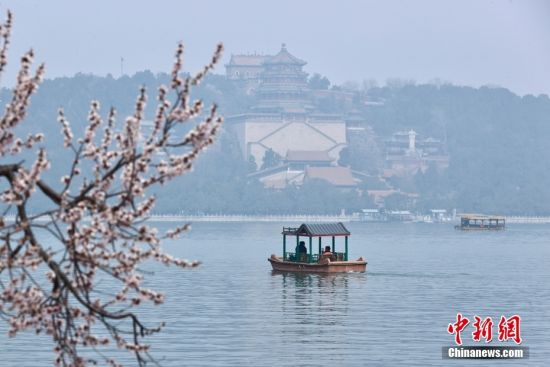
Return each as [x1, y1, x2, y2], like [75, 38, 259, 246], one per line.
[454, 225, 505, 231]
[268, 255, 367, 273]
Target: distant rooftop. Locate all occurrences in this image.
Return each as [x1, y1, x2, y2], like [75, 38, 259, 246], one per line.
[305, 166, 356, 187]
[264, 44, 306, 66]
[227, 54, 271, 66]
[458, 213, 505, 220]
[226, 44, 306, 67]
[283, 222, 350, 237]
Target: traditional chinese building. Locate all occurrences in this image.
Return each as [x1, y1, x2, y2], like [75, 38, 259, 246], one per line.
[226, 44, 348, 187]
[304, 166, 357, 189]
[225, 53, 270, 94]
[285, 150, 334, 170]
[247, 156, 358, 190]
[252, 45, 313, 113]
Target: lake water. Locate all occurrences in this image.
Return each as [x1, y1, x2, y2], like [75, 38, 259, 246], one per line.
[1, 222, 549, 366]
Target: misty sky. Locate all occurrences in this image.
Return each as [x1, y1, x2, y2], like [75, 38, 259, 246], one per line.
[1, 0, 549, 96]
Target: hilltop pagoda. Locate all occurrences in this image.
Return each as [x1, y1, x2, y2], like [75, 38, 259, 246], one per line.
[254, 44, 312, 114]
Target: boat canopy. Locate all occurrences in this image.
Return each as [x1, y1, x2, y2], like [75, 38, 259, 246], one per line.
[459, 213, 506, 220]
[282, 222, 350, 237]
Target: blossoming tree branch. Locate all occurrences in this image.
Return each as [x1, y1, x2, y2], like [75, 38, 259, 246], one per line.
[0, 11, 223, 366]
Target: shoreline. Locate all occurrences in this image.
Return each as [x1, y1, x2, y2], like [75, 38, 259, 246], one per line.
[147, 214, 550, 224]
[4, 214, 550, 224]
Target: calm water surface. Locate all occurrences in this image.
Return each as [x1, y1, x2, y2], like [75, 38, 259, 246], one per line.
[1, 222, 549, 366]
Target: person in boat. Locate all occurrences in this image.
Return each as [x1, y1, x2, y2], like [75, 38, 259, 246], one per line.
[297, 241, 307, 261]
[322, 246, 333, 260]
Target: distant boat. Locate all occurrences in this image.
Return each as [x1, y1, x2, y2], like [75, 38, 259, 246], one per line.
[455, 214, 505, 230]
[268, 222, 367, 273]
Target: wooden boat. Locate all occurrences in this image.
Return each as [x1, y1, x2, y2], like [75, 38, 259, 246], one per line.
[268, 222, 367, 273]
[455, 214, 505, 230]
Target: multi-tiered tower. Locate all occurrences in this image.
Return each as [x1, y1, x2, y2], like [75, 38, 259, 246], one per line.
[254, 44, 312, 113]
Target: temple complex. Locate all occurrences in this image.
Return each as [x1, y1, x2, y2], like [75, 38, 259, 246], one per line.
[226, 44, 352, 189]
[225, 45, 450, 195]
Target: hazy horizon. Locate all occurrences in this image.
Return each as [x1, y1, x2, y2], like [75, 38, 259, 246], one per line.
[1, 0, 549, 96]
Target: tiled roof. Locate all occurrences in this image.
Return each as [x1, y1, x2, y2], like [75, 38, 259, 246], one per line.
[227, 54, 271, 66]
[305, 166, 357, 187]
[283, 222, 350, 237]
[264, 44, 306, 66]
